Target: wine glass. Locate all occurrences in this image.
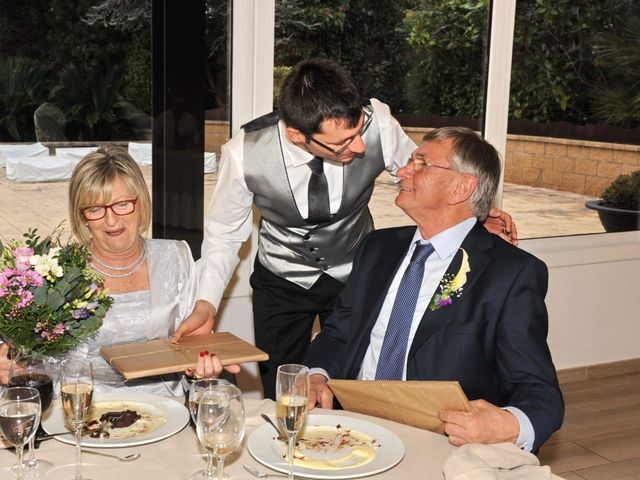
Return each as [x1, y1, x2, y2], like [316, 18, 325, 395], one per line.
[60, 359, 94, 480]
[188, 378, 231, 425]
[8, 352, 55, 476]
[0, 386, 41, 480]
[188, 378, 232, 478]
[193, 383, 244, 480]
[275, 364, 309, 480]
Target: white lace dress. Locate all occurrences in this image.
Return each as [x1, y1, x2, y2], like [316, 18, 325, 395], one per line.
[61, 239, 198, 396]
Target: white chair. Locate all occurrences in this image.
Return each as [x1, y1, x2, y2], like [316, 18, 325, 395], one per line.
[128, 142, 217, 173]
[5, 155, 78, 183]
[128, 142, 152, 166]
[0, 143, 48, 168]
[204, 152, 217, 173]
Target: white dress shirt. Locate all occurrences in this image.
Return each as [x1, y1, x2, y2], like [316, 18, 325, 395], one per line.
[197, 98, 416, 308]
[314, 217, 536, 451]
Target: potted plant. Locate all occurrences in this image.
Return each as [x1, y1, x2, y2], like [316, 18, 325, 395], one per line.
[586, 170, 640, 232]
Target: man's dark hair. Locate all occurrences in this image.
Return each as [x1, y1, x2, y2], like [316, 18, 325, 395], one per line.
[278, 59, 363, 135]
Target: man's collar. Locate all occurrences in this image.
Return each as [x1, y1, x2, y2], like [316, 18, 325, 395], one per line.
[412, 217, 477, 260]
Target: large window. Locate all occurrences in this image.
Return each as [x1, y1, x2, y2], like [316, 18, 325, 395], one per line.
[274, 0, 490, 230]
[0, 1, 152, 244]
[0, 1, 232, 252]
[504, 0, 639, 238]
[273, 1, 640, 238]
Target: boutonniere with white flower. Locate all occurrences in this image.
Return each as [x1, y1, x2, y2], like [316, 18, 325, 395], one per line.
[429, 248, 470, 311]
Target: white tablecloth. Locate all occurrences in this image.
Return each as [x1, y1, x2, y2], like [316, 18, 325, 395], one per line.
[0, 398, 457, 479]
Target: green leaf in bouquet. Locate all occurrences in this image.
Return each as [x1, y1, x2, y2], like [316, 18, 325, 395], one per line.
[33, 285, 49, 306]
[80, 316, 101, 332]
[46, 290, 66, 311]
[55, 276, 73, 296]
[63, 266, 84, 283]
[64, 320, 80, 332]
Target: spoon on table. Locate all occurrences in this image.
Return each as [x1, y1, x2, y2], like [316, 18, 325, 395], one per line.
[82, 450, 141, 462]
[260, 413, 284, 440]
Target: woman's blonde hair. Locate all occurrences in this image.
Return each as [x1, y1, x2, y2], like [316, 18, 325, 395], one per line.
[69, 145, 151, 245]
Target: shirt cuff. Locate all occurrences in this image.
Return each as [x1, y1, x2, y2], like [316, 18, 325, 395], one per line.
[503, 406, 535, 452]
[309, 368, 330, 380]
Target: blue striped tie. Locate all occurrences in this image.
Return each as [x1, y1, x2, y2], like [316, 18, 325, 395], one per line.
[375, 242, 435, 380]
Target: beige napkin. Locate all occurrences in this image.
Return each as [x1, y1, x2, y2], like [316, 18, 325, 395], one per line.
[443, 443, 566, 480]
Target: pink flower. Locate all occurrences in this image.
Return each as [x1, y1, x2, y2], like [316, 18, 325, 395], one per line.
[12, 246, 35, 270]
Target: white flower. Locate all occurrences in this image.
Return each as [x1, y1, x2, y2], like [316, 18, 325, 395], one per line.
[29, 253, 64, 279]
[449, 248, 470, 292]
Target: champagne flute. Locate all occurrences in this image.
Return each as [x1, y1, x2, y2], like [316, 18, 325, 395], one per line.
[276, 364, 309, 480]
[193, 383, 244, 480]
[0, 386, 41, 480]
[61, 359, 94, 480]
[8, 352, 55, 476]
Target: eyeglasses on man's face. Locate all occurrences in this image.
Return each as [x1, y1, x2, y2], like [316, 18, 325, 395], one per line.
[407, 153, 458, 174]
[304, 106, 373, 156]
[81, 198, 138, 221]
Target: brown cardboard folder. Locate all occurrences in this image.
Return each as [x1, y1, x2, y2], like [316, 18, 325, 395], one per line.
[100, 332, 268, 380]
[328, 379, 471, 434]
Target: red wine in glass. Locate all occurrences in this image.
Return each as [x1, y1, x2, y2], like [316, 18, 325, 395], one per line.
[9, 373, 54, 412]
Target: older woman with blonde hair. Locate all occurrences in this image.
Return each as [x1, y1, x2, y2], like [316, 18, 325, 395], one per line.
[61, 145, 238, 394]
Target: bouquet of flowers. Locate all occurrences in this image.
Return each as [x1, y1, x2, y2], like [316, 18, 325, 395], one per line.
[0, 227, 112, 356]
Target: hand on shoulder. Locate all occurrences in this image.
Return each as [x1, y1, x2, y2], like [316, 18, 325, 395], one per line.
[484, 208, 518, 245]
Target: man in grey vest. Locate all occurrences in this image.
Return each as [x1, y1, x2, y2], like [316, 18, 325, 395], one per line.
[177, 59, 517, 399]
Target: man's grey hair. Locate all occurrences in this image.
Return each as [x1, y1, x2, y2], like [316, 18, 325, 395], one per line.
[422, 127, 501, 221]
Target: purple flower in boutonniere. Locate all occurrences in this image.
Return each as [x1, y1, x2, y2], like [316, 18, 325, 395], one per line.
[429, 248, 470, 311]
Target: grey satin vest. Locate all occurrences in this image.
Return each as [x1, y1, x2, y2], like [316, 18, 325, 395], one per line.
[243, 106, 384, 289]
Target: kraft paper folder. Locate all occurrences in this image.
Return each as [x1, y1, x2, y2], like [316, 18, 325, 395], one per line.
[101, 332, 269, 380]
[328, 379, 471, 434]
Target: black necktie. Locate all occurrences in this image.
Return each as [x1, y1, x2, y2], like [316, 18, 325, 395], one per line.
[307, 157, 331, 224]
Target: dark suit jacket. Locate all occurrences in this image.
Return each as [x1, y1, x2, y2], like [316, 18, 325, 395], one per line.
[305, 222, 564, 451]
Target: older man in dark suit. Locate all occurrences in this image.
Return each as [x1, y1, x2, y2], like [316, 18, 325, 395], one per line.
[305, 127, 564, 452]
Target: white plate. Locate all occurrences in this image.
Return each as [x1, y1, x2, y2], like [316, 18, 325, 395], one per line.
[248, 413, 405, 479]
[42, 392, 189, 448]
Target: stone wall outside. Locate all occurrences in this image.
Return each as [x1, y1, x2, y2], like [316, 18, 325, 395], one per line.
[205, 121, 640, 198]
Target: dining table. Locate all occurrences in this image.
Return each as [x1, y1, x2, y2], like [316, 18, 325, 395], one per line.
[0, 396, 457, 479]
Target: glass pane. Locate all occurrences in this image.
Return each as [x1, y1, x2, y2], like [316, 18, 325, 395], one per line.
[274, 0, 490, 228]
[505, 1, 639, 238]
[0, 1, 152, 243]
[204, 0, 231, 223]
